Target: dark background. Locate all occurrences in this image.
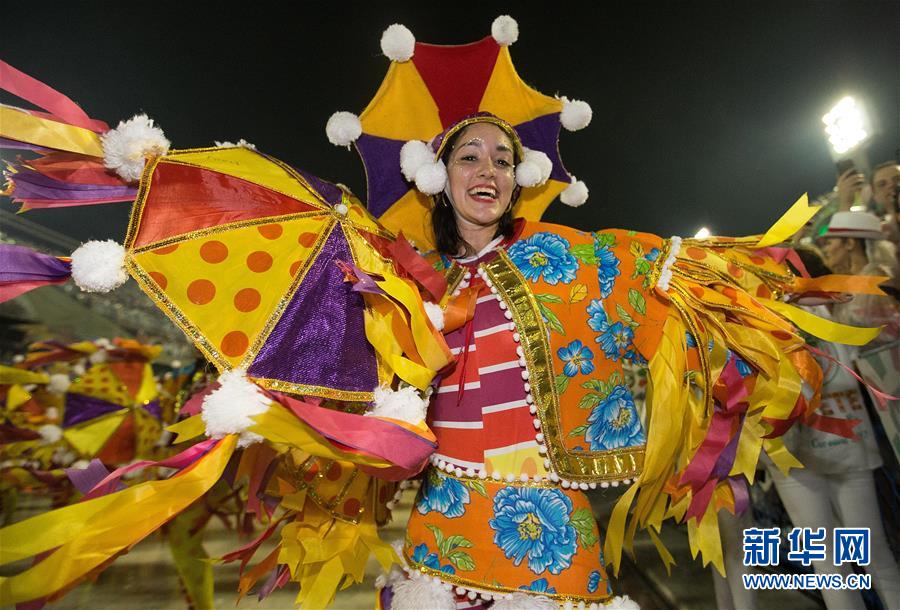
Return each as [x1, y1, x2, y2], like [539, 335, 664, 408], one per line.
[2, 1, 898, 243]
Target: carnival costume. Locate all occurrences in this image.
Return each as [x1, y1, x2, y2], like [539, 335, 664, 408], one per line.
[0, 15, 891, 610]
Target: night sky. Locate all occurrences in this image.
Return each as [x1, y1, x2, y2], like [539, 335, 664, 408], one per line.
[1, 2, 898, 243]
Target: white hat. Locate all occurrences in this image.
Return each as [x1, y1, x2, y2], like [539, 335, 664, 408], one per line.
[821, 211, 883, 240]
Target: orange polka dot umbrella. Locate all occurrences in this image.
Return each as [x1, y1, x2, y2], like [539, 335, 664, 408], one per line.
[123, 145, 404, 402]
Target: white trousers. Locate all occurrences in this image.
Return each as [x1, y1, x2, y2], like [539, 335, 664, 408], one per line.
[714, 468, 900, 609]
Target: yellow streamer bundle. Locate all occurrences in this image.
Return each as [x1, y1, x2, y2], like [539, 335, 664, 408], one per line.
[0, 435, 236, 605]
[605, 214, 884, 577]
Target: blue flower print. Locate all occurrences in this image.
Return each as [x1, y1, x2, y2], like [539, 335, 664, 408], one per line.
[595, 241, 621, 298]
[624, 348, 647, 366]
[646, 248, 661, 262]
[558, 340, 595, 377]
[726, 349, 753, 377]
[586, 299, 609, 333]
[508, 232, 579, 285]
[417, 468, 470, 518]
[585, 385, 645, 450]
[597, 322, 634, 362]
[489, 487, 577, 575]
[520, 578, 558, 594]
[411, 543, 455, 574]
[587, 570, 601, 593]
[685, 331, 697, 349]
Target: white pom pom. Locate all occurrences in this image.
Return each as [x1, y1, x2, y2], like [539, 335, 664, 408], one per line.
[71, 459, 90, 470]
[414, 160, 447, 195]
[560, 177, 589, 207]
[491, 15, 519, 46]
[423, 301, 445, 331]
[367, 386, 427, 424]
[38, 424, 63, 445]
[491, 593, 558, 610]
[214, 138, 256, 150]
[47, 374, 71, 394]
[560, 97, 593, 131]
[516, 148, 552, 187]
[201, 369, 271, 447]
[45, 407, 60, 421]
[400, 140, 433, 182]
[381, 24, 416, 62]
[391, 577, 456, 610]
[70, 240, 128, 293]
[607, 596, 640, 610]
[515, 160, 543, 188]
[101, 114, 169, 183]
[325, 111, 362, 148]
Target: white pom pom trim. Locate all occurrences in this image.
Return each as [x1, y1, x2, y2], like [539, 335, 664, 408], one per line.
[47, 374, 71, 394]
[491, 15, 519, 46]
[201, 369, 271, 447]
[423, 301, 445, 331]
[381, 24, 416, 62]
[560, 177, 589, 207]
[325, 111, 362, 148]
[491, 592, 558, 610]
[101, 114, 169, 183]
[70, 240, 128, 293]
[656, 236, 682, 293]
[391, 576, 456, 610]
[399, 140, 433, 182]
[559, 97, 593, 131]
[38, 424, 63, 445]
[367, 386, 428, 425]
[515, 148, 552, 187]
[414, 160, 447, 195]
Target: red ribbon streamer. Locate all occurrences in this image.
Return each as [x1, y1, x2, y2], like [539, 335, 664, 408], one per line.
[0, 61, 108, 133]
[388, 232, 448, 302]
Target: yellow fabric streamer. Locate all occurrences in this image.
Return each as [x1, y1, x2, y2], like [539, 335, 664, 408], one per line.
[5, 385, 32, 410]
[374, 273, 451, 372]
[754, 193, 820, 248]
[0, 366, 49, 386]
[0, 106, 103, 157]
[0, 435, 236, 605]
[166, 414, 206, 443]
[761, 298, 883, 345]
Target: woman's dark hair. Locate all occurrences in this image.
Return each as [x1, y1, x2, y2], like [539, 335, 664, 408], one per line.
[431, 125, 519, 256]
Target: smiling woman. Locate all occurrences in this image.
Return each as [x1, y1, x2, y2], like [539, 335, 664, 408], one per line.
[432, 120, 522, 257]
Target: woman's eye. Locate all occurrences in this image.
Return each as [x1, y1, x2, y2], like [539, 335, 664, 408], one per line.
[496, 159, 511, 167]
[460, 155, 477, 162]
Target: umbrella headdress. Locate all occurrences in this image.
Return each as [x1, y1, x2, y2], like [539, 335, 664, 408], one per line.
[326, 15, 594, 249]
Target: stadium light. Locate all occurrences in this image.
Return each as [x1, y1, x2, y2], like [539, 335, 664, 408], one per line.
[694, 227, 711, 239]
[822, 96, 870, 156]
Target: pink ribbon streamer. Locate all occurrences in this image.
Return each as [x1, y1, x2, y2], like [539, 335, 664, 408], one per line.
[805, 344, 898, 410]
[80, 438, 219, 500]
[0, 61, 108, 132]
[271, 392, 435, 478]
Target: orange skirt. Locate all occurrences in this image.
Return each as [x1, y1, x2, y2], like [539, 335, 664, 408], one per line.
[403, 467, 612, 604]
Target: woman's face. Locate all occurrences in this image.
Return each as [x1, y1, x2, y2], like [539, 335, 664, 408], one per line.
[820, 237, 850, 272]
[445, 122, 516, 231]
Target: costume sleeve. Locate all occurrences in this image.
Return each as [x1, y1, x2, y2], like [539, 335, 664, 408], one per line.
[602, 196, 888, 576]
